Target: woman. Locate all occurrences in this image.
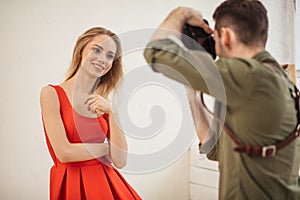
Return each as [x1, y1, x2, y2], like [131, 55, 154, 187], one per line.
[40, 27, 141, 200]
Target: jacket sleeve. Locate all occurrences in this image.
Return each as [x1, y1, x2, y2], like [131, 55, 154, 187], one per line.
[144, 38, 227, 104]
[144, 38, 257, 108]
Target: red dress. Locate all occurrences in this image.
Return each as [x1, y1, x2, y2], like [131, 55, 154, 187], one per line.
[43, 85, 142, 200]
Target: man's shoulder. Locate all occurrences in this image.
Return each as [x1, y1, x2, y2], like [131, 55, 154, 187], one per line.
[215, 51, 279, 77]
[215, 57, 264, 79]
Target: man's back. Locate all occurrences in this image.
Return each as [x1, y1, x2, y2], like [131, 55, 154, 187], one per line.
[207, 51, 300, 199]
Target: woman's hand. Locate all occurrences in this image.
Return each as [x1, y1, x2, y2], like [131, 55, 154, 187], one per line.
[103, 152, 112, 163]
[84, 94, 112, 115]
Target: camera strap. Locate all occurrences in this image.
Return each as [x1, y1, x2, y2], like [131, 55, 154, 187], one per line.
[200, 63, 300, 157]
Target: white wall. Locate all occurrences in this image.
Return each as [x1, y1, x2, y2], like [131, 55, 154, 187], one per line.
[296, 0, 300, 87]
[0, 0, 220, 200]
[297, 0, 300, 70]
[263, 0, 295, 64]
[0, 0, 295, 199]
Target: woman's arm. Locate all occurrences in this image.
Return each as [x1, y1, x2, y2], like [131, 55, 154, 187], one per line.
[40, 86, 109, 163]
[85, 94, 128, 169]
[107, 113, 128, 169]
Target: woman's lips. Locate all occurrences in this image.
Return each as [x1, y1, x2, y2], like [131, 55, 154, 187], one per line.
[92, 63, 105, 71]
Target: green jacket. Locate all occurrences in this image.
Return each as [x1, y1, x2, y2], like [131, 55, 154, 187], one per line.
[144, 38, 300, 200]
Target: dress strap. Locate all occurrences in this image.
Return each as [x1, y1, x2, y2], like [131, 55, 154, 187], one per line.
[48, 84, 71, 111]
[102, 113, 110, 139]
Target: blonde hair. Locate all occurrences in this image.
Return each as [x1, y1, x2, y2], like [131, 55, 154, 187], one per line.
[65, 27, 123, 97]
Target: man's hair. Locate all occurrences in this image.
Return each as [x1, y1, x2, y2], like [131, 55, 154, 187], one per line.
[213, 0, 268, 47]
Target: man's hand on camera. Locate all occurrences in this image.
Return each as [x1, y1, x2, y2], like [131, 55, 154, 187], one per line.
[151, 7, 213, 41]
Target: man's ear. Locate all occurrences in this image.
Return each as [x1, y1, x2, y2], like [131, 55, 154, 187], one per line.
[220, 27, 235, 51]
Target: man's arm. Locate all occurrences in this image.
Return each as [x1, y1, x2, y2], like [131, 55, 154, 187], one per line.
[185, 86, 210, 142]
[185, 86, 220, 160]
[144, 37, 227, 104]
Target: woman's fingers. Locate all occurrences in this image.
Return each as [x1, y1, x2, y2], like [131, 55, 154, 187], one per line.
[84, 95, 98, 112]
[84, 94, 110, 114]
[84, 94, 97, 105]
[88, 101, 99, 114]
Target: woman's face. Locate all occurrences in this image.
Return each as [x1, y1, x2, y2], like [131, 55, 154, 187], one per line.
[80, 34, 117, 78]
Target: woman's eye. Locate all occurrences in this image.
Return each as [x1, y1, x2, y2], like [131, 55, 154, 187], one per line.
[107, 54, 114, 60]
[93, 47, 101, 54]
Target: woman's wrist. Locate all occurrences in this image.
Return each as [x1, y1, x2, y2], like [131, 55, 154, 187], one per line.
[106, 105, 113, 115]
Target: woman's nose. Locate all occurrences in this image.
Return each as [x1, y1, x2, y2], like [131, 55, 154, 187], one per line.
[96, 52, 106, 64]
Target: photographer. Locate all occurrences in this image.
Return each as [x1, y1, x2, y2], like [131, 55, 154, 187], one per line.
[144, 0, 300, 199]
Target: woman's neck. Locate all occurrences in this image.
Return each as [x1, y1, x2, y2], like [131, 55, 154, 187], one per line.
[71, 71, 98, 95]
[63, 71, 99, 117]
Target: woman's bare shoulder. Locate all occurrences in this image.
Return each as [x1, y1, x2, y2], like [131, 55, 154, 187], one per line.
[40, 85, 59, 106]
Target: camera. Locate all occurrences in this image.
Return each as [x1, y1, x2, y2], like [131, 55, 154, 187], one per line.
[182, 19, 216, 59]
